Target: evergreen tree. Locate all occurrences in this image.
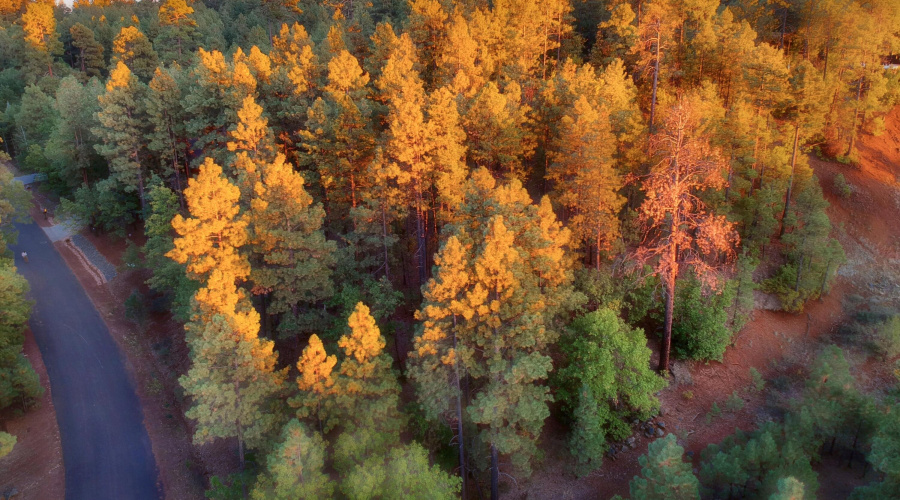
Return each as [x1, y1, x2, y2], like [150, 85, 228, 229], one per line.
[21, 0, 61, 78]
[44, 76, 101, 189]
[332, 302, 403, 469]
[412, 168, 573, 496]
[292, 334, 337, 430]
[250, 419, 333, 500]
[630, 434, 700, 500]
[569, 383, 606, 477]
[557, 309, 666, 440]
[179, 311, 286, 465]
[69, 23, 104, 79]
[167, 157, 249, 292]
[93, 61, 150, 214]
[770, 477, 806, 500]
[635, 100, 738, 372]
[547, 95, 624, 266]
[342, 442, 461, 500]
[145, 66, 189, 207]
[156, 0, 197, 66]
[110, 26, 159, 82]
[143, 182, 196, 321]
[248, 154, 335, 337]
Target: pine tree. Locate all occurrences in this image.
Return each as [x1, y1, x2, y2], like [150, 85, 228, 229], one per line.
[110, 26, 159, 82]
[569, 384, 606, 477]
[299, 49, 374, 224]
[156, 0, 197, 66]
[557, 309, 666, 440]
[462, 81, 536, 181]
[412, 169, 573, 497]
[69, 23, 104, 79]
[21, 0, 60, 77]
[342, 442, 461, 500]
[292, 334, 337, 429]
[93, 61, 150, 215]
[332, 303, 403, 470]
[770, 477, 806, 500]
[179, 311, 286, 465]
[145, 66, 189, 208]
[635, 99, 738, 372]
[0, 432, 14, 459]
[248, 154, 335, 337]
[167, 157, 249, 293]
[630, 434, 700, 500]
[548, 95, 624, 266]
[44, 76, 101, 189]
[251, 419, 333, 500]
[143, 182, 196, 321]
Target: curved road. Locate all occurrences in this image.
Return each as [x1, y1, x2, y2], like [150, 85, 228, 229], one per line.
[10, 221, 160, 500]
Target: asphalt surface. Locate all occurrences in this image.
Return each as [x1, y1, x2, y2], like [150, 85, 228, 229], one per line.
[10, 221, 160, 500]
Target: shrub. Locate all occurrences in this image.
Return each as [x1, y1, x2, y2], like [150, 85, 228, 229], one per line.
[670, 275, 736, 362]
[121, 239, 143, 270]
[749, 368, 765, 392]
[873, 316, 900, 359]
[833, 173, 852, 199]
[725, 391, 745, 412]
[124, 289, 147, 329]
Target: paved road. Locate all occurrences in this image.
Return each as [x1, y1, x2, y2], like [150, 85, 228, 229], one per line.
[10, 221, 160, 500]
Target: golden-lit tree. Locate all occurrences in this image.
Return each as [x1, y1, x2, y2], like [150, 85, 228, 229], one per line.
[635, 100, 738, 372]
[21, 0, 60, 77]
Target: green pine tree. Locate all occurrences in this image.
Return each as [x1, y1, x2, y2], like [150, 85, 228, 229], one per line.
[630, 434, 700, 500]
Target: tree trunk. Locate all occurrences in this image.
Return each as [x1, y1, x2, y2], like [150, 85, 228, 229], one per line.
[649, 30, 661, 133]
[780, 123, 800, 237]
[490, 443, 499, 500]
[847, 77, 863, 155]
[660, 276, 675, 372]
[453, 315, 467, 500]
[381, 203, 391, 280]
[415, 189, 427, 285]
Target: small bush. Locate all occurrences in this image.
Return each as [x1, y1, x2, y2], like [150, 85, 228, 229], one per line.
[724, 391, 745, 412]
[749, 368, 765, 392]
[670, 275, 736, 362]
[682, 390, 694, 400]
[124, 289, 147, 328]
[873, 316, 900, 359]
[121, 239, 143, 270]
[833, 173, 852, 199]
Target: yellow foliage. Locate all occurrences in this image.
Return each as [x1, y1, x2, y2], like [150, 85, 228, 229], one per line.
[339, 302, 385, 365]
[168, 158, 249, 283]
[296, 334, 336, 394]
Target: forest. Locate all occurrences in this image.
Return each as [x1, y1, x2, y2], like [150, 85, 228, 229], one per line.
[1, 0, 900, 498]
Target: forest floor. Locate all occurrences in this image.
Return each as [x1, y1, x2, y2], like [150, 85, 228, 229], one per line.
[508, 108, 900, 499]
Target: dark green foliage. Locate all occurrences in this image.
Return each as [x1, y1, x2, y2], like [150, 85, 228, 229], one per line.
[671, 275, 737, 362]
[124, 289, 148, 329]
[557, 309, 666, 441]
[0, 263, 42, 411]
[630, 434, 700, 500]
[143, 182, 196, 322]
[766, 179, 844, 312]
[699, 413, 819, 499]
[569, 384, 606, 477]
